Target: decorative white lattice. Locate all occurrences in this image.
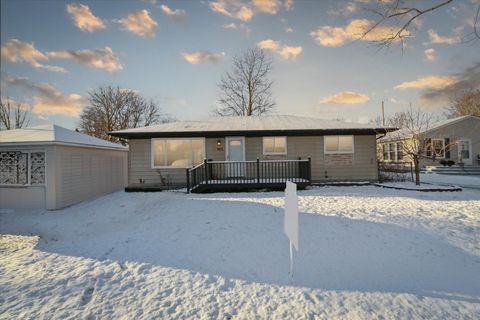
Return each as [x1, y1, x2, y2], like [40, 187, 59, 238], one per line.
[0, 152, 28, 185]
[30, 152, 45, 185]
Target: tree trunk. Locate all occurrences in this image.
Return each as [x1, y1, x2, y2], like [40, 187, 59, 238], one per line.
[413, 156, 420, 185]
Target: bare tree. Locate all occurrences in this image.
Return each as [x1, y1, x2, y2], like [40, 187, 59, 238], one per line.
[0, 98, 30, 130]
[445, 90, 480, 118]
[362, 0, 479, 48]
[79, 86, 172, 142]
[383, 107, 445, 185]
[214, 48, 275, 117]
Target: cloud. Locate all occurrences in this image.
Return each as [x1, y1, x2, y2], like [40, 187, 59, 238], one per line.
[310, 19, 410, 47]
[209, 0, 290, 21]
[252, 0, 280, 14]
[0, 39, 65, 72]
[222, 22, 251, 34]
[47, 47, 122, 72]
[426, 29, 459, 44]
[1, 74, 85, 117]
[285, 27, 294, 33]
[395, 75, 459, 90]
[419, 62, 480, 105]
[180, 51, 225, 64]
[66, 3, 106, 32]
[160, 4, 186, 20]
[319, 91, 370, 104]
[115, 10, 158, 38]
[424, 48, 436, 62]
[257, 39, 302, 59]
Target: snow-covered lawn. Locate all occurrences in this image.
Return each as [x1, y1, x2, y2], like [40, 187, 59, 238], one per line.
[1, 186, 479, 319]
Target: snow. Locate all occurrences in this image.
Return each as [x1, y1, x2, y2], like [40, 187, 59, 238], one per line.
[0, 124, 127, 150]
[421, 173, 480, 190]
[1, 186, 479, 319]
[375, 181, 461, 191]
[110, 115, 387, 135]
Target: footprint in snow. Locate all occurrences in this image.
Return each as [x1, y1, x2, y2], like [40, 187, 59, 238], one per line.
[80, 285, 95, 306]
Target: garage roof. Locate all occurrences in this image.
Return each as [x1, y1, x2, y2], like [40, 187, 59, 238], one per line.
[0, 124, 127, 150]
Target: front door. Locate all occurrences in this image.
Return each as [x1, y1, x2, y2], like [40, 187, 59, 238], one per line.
[458, 139, 472, 165]
[226, 137, 245, 177]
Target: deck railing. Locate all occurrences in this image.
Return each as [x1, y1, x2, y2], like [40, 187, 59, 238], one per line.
[187, 158, 311, 192]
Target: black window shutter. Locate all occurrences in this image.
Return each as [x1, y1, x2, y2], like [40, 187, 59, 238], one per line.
[425, 138, 432, 157]
[445, 138, 450, 159]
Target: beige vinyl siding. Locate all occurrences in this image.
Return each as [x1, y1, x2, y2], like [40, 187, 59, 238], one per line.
[0, 186, 46, 209]
[55, 145, 127, 209]
[128, 135, 379, 186]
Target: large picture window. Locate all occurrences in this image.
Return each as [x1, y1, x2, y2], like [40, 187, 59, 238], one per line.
[432, 139, 445, 158]
[263, 136, 287, 155]
[324, 135, 354, 154]
[152, 138, 205, 168]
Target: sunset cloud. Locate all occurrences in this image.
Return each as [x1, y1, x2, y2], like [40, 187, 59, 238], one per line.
[310, 19, 410, 47]
[180, 51, 225, 64]
[424, 48, 436, 62]
[395, 75, 458, 90]
[160, 4, 186, 20]
[209, 0, 289, 21]
[427, 29, 459, 44]
[319, 91, 370, 104]
[257, 39, 302, 59]
[222, 22, 251, 34]
[47, 47, 123, 72]
[0, 39, 65, 72]
[1, 74, 85, 117]
[116, 10, 158, 38]
[66, 3, 106, 32]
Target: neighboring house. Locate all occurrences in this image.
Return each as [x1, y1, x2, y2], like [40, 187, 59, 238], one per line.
[0, 125, 128, 210]
[109, 115, 392, 192]
[378, 115, 480, 168]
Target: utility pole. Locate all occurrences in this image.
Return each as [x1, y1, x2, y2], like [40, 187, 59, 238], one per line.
[381, 100, 385, 127]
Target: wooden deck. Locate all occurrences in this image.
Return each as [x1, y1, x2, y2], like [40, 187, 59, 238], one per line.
[187, 159, 311, 193]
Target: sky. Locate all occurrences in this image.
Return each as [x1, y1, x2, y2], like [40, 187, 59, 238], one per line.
[1, 0, 479, 130]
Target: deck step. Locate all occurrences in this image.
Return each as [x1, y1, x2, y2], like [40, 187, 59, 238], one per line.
[422, 165, 480, 175]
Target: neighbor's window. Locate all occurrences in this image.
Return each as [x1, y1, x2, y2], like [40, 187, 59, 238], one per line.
[432, 139, 445, 158]
[324, 135, 354, 154]
[152, 138, 205, 168]
[263, 137, 287, 155]
[396, 142, 404, 161]
[0, 151, 46, 185]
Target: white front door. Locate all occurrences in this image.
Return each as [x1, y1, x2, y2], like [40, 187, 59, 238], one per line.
[226, 137, 245, 177]
[458, 139, 472, 165]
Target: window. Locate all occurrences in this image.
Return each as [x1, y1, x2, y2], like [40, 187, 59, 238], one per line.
[152, 138, 205, 168]
[389, 143, 396, 161]
[382, 142, 404, 161]
[432, 139, 445, 158]
[263, 137, 287, 155]
[382, 144, 389, 161]
[0, 151, 45, 186]
[324, 135, 354, 154]
[396, 142, 403, 161]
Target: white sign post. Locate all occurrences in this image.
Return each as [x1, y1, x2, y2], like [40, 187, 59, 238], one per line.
[284, 181, 299, 278]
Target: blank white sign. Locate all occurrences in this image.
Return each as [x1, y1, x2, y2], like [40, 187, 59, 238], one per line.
[284, 181, 299, 251]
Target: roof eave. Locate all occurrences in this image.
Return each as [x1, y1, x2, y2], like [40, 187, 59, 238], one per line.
[109, 128, 394, 139]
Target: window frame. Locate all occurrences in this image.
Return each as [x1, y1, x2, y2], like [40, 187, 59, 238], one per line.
[431, 138, 445, 159]
[324, 135, 354, 154]
[151, 137, 206, 169]
[262, 136, 287, 155]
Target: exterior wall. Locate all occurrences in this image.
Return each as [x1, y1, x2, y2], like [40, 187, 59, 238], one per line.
[0, 145, 51, 209]
[54, 145, 128, 209]
[128, 135, 379, 186]
[379, 116, 480, 168]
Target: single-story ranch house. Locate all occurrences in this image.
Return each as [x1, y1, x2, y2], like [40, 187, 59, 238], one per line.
[378, 115, 480, 172]
[110, 115, 393, 192]
[0, 125, 128, 210]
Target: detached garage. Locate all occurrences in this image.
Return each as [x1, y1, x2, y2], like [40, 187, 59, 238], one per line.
[0, 124, 128, 210]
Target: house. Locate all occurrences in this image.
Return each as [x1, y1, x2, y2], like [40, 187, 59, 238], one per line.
[109, 115, 392, 192]
[378, 115, 480, 170]
[0, 125, 128, 210]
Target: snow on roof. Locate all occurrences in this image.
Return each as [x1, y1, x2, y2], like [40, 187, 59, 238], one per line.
[110, 115, 386, 135]
[0, 124, 127, 150]
[380, 115, 479, 142]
